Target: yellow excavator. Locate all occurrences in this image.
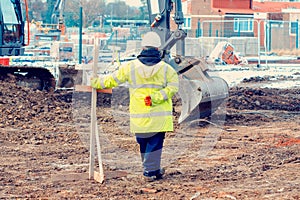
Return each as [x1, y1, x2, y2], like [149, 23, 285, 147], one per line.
[145, 0, 228, 123]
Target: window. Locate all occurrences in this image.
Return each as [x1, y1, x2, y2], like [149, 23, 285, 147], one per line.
[183, 17, 191, 30]
[290, 21, 299, 35]
[0, 0, 19, 24]
[0, 0, 22, 44]
[234, 18, 253, 32]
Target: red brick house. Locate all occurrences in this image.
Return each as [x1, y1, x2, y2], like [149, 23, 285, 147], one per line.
[179, 0, 300, 50]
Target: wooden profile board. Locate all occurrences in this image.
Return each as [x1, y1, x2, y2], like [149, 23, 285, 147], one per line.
[75, 85, 112, 94]
[51, 171, 128, 183]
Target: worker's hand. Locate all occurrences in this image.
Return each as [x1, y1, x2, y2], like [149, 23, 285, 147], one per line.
[90, 77, 101, 89]
[144, 96, 152, 106]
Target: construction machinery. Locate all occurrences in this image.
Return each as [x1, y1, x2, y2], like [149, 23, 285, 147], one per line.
[0, 0, 76, 91]
[0, 0, 55, 90]
[33, 0, 66, 45]
[146, 0, 229, 123]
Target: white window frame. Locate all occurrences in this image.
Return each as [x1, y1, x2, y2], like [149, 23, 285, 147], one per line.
[182, 17, 191, 30]
[234, 18, 253, 33]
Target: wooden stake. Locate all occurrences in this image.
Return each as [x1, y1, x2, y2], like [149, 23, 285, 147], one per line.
[95, 121, 104, 183]
[89, 39, 104, 183]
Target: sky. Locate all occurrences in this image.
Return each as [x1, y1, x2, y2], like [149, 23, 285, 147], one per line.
[106, 0, 142, 7]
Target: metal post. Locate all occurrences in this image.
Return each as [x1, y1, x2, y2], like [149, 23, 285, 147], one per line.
[115, 30, 118, 47]
[238, 21, 241, 37]
[265, 21, 269, 52]
[257, 20, 261, 67]
[265, 20, 269, 66]
[79, 6, 83, 64]
[196, 19, 200, 38]
[269, 21, 272, 52]
[296, 20, 299, 49]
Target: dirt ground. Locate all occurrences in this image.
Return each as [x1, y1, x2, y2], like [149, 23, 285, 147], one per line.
[0, 74, 299, 199]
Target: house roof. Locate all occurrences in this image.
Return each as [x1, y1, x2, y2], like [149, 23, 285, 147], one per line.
[213, 2, 300, 15]
[253, 2, 300, 12]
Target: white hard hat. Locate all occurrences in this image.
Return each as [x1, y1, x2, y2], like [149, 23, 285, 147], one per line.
[141, 31, 161, 48]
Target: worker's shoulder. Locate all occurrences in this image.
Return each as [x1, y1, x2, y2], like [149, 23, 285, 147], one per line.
[161, 61, 177, 72]
[123, 59, 140, 67]
[118, 59, 138, 69]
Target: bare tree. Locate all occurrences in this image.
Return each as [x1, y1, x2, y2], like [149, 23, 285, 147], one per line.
[28, 0, 142, 28]
[28, 0, 47, 21]
[63, 0, 105, 27]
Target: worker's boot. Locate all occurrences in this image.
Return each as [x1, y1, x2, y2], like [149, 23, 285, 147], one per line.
[143, 168, 165, 182]
[155, 168, 165, 180]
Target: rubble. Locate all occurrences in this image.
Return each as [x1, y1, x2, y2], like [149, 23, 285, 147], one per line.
[227, 87, 300, 112]
[0, 79, 72, 127]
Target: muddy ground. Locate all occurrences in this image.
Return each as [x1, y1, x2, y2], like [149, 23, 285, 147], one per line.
[0, 75, 299, 199]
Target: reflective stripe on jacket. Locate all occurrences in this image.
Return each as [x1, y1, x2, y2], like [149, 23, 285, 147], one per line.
[95, 59, 179, 133]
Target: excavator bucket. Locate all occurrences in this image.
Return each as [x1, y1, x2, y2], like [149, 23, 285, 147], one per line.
[171, 56, 229, 124]
[57, 64, 79, 88]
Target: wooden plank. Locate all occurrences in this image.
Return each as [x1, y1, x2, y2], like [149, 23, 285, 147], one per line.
[89, 84, 96, 180]
[51, 173, 88, 182]
[94, 171, 128, 182]
[94, 171, 104, 183]
[89, 40, 105, 184]
[75, 85, 112, 94]
[89, 41, 99, 180]
[51, 171, 127, 182]
[95, 123, 104, 183]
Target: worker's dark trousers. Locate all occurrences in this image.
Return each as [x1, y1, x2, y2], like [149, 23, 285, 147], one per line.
[135, 132, 165, 177]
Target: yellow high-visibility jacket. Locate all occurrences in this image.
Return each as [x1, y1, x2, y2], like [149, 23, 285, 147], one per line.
[91, 59, 179, 133]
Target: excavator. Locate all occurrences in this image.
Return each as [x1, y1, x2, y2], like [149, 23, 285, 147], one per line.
[0, 0, 74, 91]
[34, 0, 66, 44]
[0, 0, 55, 90]
[146, 0, 229, 123]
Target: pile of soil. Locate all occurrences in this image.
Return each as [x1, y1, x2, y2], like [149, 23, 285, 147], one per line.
[0, 79, 72, 128]
[225, 87, 300, 126]
[227, 87, 300, 111]
[1, 77, 299, 128]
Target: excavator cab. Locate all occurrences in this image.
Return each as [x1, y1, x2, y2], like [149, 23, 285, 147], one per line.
[147, 0, 229, 123]
[0, 0, 27, 56]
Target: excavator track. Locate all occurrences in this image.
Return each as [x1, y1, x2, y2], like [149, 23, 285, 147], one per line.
[0, 66, 56, 91]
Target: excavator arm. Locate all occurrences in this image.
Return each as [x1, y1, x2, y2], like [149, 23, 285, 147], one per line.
[146, 0, 186, 57]
[51, 0, 66, 35]
[146, 0, 229, 123]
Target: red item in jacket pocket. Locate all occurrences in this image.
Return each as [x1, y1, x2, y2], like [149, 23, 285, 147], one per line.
[144, 96, 152, 106]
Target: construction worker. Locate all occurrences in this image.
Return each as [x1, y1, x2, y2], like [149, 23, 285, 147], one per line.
[90, 31, 179, 181]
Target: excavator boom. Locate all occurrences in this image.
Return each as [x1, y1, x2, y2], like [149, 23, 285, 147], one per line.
[146, 0, 229, 123]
